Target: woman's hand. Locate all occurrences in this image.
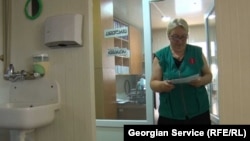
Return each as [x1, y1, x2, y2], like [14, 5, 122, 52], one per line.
[189, 77, 203, 87]
[189, 54, 213, 87]
[161, 80, 175, 92]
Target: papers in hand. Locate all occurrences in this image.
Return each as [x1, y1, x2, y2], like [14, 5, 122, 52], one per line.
[166, 74, 200, 84]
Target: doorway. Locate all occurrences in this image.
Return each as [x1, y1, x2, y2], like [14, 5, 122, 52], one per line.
[95, 0, 217, 141]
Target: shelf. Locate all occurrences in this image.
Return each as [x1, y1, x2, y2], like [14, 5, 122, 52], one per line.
[113, 19, 142, 75]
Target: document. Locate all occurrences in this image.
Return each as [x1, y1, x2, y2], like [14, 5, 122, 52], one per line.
[166, 74, 200, 84]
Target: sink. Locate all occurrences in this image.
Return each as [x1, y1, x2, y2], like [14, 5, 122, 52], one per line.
[0, 78, 60, 130]
[0, 103, 60, 129]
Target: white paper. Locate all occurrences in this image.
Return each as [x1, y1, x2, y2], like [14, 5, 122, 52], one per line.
[166, 74, 200, 84]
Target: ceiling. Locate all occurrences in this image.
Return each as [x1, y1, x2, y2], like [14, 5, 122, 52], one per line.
[113, 0, 214, 29]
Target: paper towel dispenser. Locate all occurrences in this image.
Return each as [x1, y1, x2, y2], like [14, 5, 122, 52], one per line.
[44, 14, 83, 48]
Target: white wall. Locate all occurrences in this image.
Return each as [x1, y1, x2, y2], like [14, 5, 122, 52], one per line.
[0, 0, 96, 141]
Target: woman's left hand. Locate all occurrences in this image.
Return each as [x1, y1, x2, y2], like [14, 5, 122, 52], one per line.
[189, 77, 203, 87]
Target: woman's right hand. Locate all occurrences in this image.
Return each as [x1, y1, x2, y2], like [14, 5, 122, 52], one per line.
[161, 80, 175, 92]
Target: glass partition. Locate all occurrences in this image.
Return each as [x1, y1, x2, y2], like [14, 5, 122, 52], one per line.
[95, 0, 154, 127]
[205, 7, 219, 124]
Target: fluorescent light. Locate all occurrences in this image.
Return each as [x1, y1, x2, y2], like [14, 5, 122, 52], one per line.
[175, 0, 202, 15]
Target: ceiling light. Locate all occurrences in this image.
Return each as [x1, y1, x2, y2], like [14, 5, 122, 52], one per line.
[175, 0, 202, 15]
[152, 3, 171, 23]
[161, 16, 171, 22]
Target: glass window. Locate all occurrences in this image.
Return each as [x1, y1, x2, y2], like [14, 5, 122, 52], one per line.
[95, 0, 154, 127]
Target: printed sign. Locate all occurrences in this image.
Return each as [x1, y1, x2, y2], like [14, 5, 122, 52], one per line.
[104, 27, 128, 38]
[107, 47, 130, 57]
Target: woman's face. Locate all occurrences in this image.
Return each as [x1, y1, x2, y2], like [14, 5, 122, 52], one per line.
[168, 26, 188, 52]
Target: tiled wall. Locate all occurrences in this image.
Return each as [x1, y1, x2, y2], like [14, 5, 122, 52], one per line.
[0, 0, 96, 141]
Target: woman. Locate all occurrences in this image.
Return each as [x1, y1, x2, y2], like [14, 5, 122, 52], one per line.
[150, 18, 212, 125]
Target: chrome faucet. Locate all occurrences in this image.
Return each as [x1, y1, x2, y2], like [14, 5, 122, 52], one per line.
[4, 64, 27, 82]
[4, 64, 14, 80]
[7, 64, 14, 76]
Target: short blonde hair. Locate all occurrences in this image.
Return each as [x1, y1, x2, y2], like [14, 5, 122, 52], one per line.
[167, 18, 189, 35]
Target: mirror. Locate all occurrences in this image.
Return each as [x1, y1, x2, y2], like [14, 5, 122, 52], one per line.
[2, 0, 11, 76]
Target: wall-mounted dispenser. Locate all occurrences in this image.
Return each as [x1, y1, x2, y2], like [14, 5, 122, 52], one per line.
[33, 53, 49, 77]
[44, 14, 83, 48]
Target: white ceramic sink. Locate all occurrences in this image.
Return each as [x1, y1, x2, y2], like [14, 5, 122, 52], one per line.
[0, 103, 60, 129]
[0, 78, 60, 130]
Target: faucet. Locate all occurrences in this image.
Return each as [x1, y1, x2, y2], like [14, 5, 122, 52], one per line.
[4, 64, 14, 80]
[4, 64, 27, 82]
[6, 64, 14, 76]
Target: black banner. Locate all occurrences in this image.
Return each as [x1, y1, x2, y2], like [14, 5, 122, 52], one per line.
[124, 125, 250, 140]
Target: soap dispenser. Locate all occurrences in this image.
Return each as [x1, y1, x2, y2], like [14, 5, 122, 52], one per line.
[33, 53, 49, 77]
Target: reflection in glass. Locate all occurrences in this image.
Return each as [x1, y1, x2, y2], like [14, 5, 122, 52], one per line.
[206, 9, 219, 120]
[113, 11, 146, 119]
[113, 0, 146, 120]
[95, 0, 146, 120]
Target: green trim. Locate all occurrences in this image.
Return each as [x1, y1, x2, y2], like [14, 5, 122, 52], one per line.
[24, 0, 43, 20]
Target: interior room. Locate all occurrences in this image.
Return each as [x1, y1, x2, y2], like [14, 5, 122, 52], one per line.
[95, 0, 217, 122]
[1, 0, 250, 141]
